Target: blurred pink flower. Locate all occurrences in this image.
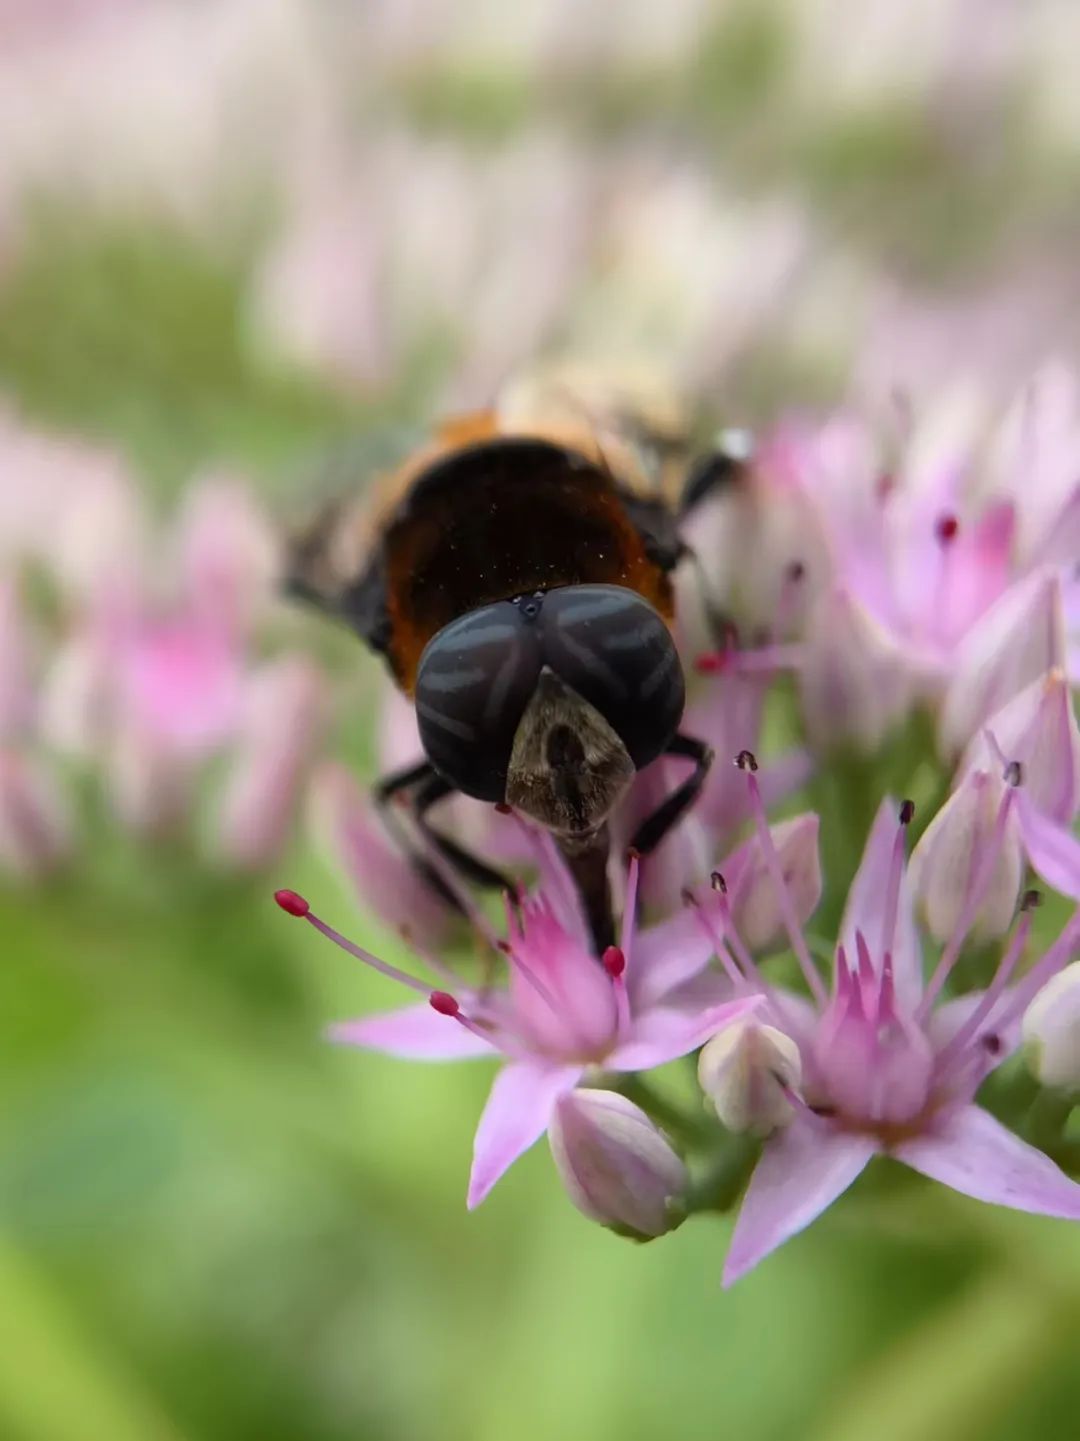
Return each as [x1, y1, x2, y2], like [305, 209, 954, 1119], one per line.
[6, 441, 328, 869]
[278, 851, 759, 1207]
[712, 783, 1080, 1286]
[732, 366, 1080, 757]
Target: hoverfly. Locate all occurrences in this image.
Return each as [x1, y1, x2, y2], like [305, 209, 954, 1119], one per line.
[286, 369, 744, 951]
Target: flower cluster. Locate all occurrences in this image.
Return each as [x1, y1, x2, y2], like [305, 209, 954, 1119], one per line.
[0, 409, 326, 877]
[278, 360, 1080, 1284]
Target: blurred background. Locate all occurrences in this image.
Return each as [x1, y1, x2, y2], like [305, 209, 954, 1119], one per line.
[2, 3, 1080, 1439]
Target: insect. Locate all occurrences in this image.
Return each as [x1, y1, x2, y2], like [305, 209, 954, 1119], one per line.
[287, 372, 745, 951]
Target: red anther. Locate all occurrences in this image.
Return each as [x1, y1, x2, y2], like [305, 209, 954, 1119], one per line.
[494, 801, 513, 814]
[735, 749, 759, 772]
[899, 799, 915, 825]
[496, 939, 513, 955]
[710, 871, 728, 894]
[274, 888, 310, 917]
[626, 846, 641, 863]
[935, 512, 960, 544]
[695, 651, 730, 675]
[602, 945, 626, 978]
[429, 990, 460, 1016]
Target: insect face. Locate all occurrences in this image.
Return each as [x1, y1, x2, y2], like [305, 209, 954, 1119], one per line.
[413, 583, 685, 836]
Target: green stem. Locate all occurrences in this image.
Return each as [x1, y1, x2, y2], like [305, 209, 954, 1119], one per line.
[614, 1074, 715, 1150]
[1025, 1089, 1077, 1153]
[685, 1135, 760, 1214]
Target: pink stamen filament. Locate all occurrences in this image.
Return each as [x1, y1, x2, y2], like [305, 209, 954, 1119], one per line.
[879, 813, 910, 962]
[690, 897, 753, 990]
[507, 809, 590, 943]
[410, 815, 502, 951]
[917, 785, 1017, 1019]
[500, 940, 563, 1016]
[935, 913, 1034, 1074]
[429, 990, 520, 1057]
[304, 910, 432, 996]
[742, 767, 827, 1005]
[619, 853, 640, 970]
[987, 911, 1080, 1035]
[695, 885, 806, 1036]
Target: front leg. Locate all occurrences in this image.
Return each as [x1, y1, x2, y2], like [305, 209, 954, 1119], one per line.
[628, 732, 714, 856]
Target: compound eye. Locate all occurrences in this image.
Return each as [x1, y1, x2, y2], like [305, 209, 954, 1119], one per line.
[415, 601, 543, 802]
[540, 585, 684, 769]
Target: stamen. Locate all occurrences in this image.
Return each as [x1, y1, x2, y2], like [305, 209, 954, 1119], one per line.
[693, 895, 760, 993]
[603, 945, 631, 1035]
[602, 946, 625, 978]
[275, 888, 310, 917]
[685, 887, 744, 987]
[619, 851, 640, 969]
[416, 832, 503, 950]
[279, 892, 432, 996]
[430, 989, 510, 1052]
[935, 911, 1034, 1071]
[935, 513, 960, 545]
[879, 805, 912, 961]
[917, 783, 1017, 1019]
[505, 810, 588, 944]
[739, 767, 828, 1006]
[988, 911, 1080, 1034]
[773, 560, 807, 635]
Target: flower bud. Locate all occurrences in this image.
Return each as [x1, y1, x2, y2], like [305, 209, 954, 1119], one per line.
[697, 1019, 802, 1135]
[722, 813, 822, 951]
[939, 568, 1066, 759]
[799, 587, 911, 753]
[548, 1090, 688, 1240]
[908, 769, 1023, 943]
[1022, 962, 1080, 1091]
[963, 668, 1080, 826]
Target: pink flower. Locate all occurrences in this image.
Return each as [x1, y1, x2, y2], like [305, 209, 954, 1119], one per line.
[26, 451, 323, 867]
[747, 373, 1080, 757]
[960, 669, 1080, 903]
[275, 852, 759, 1208]
[714, 785, 1080, 1286]
[615, 659, 813, 913]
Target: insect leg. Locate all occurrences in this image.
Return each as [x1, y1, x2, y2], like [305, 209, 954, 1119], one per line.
[679, 435, 751, 519]
[411, 771, 514, 894]
[628, 732, 714, 856]
[374, 760, 462, 908]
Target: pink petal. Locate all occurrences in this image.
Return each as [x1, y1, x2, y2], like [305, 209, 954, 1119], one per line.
[894, 1104, 1080, 1218]
[723, 1123, 878, 1285]
[176, 474, 278, 638]
[607, 994, 761, 1072]
[328, 1003, 495, 1061]
[217, 657, 325, 869]
[1016, 792, 1080, 900]
[839, 796, 922, 1010]
[939, 568, 1066, 757]
[629, 903, 718, 1011]
[468, 1063, 582, 1208]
